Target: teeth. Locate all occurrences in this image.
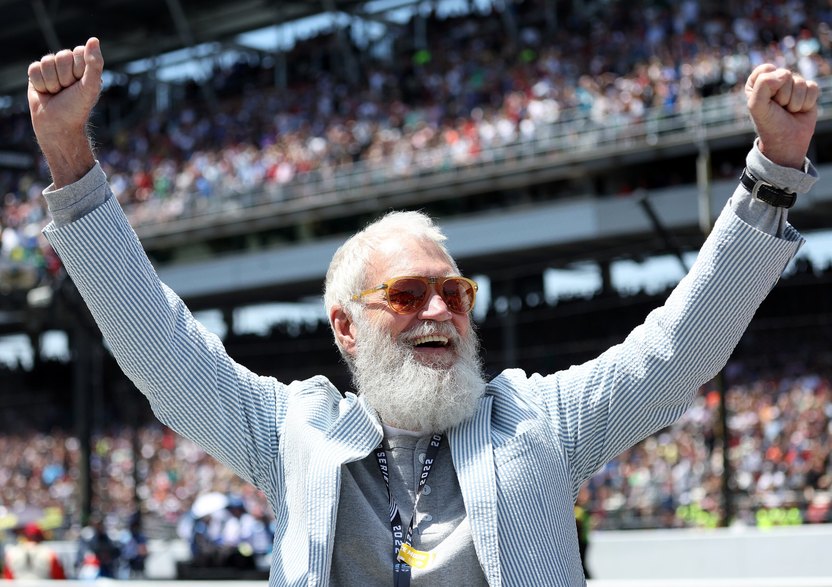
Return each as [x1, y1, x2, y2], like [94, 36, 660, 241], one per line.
[412, 335, 449, 346]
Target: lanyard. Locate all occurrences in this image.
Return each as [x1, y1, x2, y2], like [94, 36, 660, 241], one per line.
[374, 433, 442, 587]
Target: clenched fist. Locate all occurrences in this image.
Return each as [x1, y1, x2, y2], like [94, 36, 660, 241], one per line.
[28, 37, 104, 187]
[745, 65, 818, 169]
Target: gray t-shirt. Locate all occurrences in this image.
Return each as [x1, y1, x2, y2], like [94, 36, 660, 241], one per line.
[331, 432, 487, 585]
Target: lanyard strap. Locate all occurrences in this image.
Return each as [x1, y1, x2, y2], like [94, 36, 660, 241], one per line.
[374, 433, 443, 587]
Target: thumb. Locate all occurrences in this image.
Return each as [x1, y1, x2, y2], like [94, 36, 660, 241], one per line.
[80, 37, 104, 101]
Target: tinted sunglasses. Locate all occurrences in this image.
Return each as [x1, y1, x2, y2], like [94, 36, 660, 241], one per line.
[352, 275, 478, 314]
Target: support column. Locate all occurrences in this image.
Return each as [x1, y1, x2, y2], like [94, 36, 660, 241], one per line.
[717, 371, 734, 527]
[494, 0, 518, 45]
[72, 323, 93, 525]
[543, 0, 558, 37]
[30, 0, 62, 52]
[697, 143, 712, 235]
[489, 277, 516, 368]
[163, 0, 219, 110]
[322, 0, 360, 86]
[598, 260, 614, 297]
[222, 306, 236, 341]
[490, 273, 545, 368]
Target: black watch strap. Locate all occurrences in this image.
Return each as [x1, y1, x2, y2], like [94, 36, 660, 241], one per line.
[740, 168, 797, 208]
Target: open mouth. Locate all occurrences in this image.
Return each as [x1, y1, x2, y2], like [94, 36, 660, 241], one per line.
[411, 335, 450, 349]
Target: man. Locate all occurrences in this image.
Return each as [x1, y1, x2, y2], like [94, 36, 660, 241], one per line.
[2, 523, 67, 580]
[574, 485, 592, 578]
[28, 38, 818, 586]
[119, 512, 149, 579]
[75, 514, 121, 579]
[210, 495, 260, 569]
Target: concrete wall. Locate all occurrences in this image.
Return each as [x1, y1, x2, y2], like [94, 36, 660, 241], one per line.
[588, 524, 832, 580]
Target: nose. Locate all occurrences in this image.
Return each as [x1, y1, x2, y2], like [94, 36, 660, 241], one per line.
[418, 292, 453, 321]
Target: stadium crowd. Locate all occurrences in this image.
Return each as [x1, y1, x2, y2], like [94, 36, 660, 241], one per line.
[3, 0, 832, 575]
[3, 0, 832, 292]
[0, 421, 276, 577]
[587, 353, 832, 530]
[1, 352, 830, 553]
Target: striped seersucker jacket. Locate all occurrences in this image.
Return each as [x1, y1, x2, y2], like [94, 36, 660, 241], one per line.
[43, 154, 806, 586]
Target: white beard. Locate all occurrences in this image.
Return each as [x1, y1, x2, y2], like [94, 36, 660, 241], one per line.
[351, 316, 486, 433]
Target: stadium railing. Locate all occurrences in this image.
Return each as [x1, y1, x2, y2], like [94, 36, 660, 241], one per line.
[132, 75, 832, 249]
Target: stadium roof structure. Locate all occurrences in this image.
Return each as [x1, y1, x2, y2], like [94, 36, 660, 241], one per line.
[0, 0, 417, 95]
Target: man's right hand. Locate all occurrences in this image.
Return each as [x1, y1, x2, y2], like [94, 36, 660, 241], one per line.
[28, 37, 103, 188]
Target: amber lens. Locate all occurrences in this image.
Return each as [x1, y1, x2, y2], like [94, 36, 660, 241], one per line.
[387, 278, 429, 313]
[442, 277, 475, 313]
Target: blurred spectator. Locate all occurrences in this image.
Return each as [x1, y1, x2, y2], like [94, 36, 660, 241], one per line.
[2, 523, 66, 580]
[76, 552, 101, 581]
[188, 512, 221, 567]
[177, 492, 227, 567]
[207, 495, 259, 570]
[177, 492, 272, 570]
[575, 484, 592, 579]
[117, 512, 148, 579]
[75, 515, 121, 579]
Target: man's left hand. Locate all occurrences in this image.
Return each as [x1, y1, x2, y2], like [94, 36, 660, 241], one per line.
[745, 65, 818, 169]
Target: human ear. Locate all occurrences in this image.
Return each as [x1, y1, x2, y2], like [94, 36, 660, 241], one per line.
[330, 305, 358, 356]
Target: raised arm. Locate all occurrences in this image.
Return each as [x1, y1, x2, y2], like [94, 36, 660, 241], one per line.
[28, 37, 102, 187]
[536, 66, 819, 490]
[27, 38, 285, 488]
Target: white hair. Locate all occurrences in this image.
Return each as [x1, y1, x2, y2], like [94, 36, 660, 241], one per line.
[323, 210, 458, 359]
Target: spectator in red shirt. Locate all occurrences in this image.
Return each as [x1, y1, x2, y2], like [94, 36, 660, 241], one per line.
[2, 523, 66, 580]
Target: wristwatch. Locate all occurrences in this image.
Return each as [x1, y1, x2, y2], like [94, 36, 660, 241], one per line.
[740, 167, 797, 208]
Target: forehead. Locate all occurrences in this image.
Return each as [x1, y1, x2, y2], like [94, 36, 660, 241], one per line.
[367, 236, 456, 281]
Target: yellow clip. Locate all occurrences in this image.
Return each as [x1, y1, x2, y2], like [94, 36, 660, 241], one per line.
[397, 543, 436, 569]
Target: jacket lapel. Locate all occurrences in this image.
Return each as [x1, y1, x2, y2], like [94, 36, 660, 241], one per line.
[449, 395, 502, 586]
[306, 394, 383, 586]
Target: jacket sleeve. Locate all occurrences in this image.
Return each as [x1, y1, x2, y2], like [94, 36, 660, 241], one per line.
[528, 155, 808, 494]
[42, 166, 284, 489]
